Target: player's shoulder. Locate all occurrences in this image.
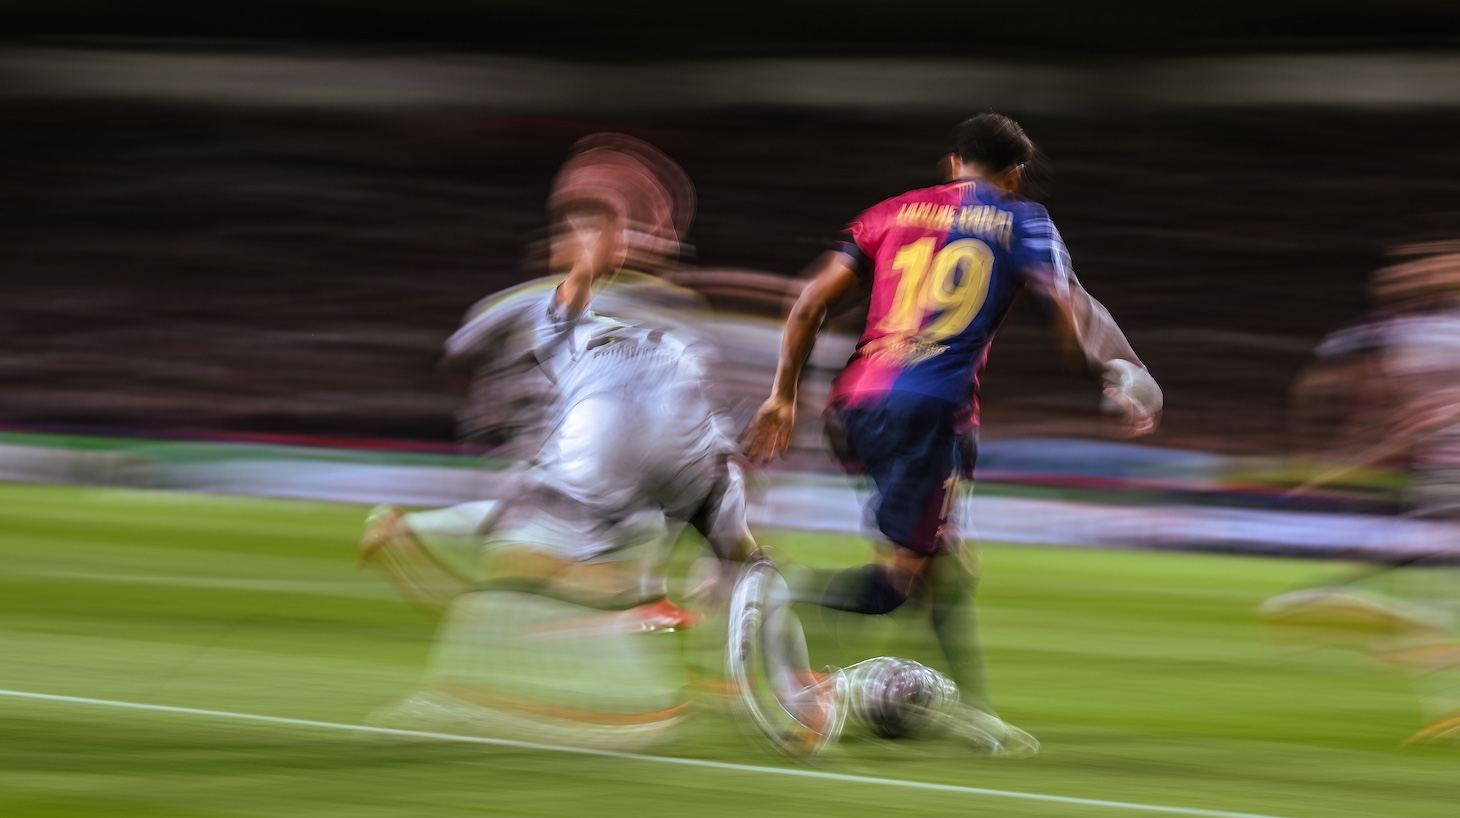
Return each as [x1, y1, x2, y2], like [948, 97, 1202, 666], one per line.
[866, 182, 1050, 216]
[964, 183, 1048, 219]
[462, 275, 563, 324]
[974, 189, 1055, 240]
[446, 276, 563, 363]
[851, 184, 965, 232]
[875, 183, 964, 210]
[1013, 197, 1052, 224]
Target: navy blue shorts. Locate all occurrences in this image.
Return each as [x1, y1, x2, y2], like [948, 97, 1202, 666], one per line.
[827, 392, 973, 556]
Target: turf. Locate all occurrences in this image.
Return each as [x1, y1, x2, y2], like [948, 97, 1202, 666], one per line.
[0, 482, 1455, 817]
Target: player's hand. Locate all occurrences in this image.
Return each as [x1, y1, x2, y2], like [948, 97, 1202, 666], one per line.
[1101, 360, 1162, 438]
[740, 396, 796, 463]
[1103, 386, 1162, 438]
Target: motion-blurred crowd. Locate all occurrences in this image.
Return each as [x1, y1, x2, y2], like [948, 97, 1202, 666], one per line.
[7, 102, 1460, 458]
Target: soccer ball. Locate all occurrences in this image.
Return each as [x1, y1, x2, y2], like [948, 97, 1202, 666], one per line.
[845, 657, 958, 739]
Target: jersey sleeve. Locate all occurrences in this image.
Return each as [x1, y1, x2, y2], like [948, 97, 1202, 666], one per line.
[444, 295, 536, 366]
[443, 278, 564, 367]
[1012, 202, 1147, 375]
[829, 202, 890, 284]
[1010, 202, 1074, 297]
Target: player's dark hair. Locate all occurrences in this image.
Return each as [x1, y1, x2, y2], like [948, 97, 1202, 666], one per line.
[954, 113, 1034, 174]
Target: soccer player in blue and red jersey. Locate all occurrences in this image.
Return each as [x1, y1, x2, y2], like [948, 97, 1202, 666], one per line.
[742, 113, 1162, 753]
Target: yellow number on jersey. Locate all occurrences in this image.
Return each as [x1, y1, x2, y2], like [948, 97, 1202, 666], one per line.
[879, 237, 993, 342]
[882, 237, 937, 335]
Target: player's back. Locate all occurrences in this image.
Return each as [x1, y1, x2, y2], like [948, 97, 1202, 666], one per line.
[527, 295, 739, 528]
[550, 315, 706, 403]
[446, 273, 719, 447]
[832, 181, 1054, 421]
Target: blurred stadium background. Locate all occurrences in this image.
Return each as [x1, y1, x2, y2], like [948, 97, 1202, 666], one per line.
[1, 2, 1458, 453]
[3, 4, 1460, 817]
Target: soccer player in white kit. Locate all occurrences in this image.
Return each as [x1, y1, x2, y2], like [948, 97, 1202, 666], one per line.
[1261, 241, 1460, 747]
[363, 134, 754, 608]
[360, 134, 837, 752]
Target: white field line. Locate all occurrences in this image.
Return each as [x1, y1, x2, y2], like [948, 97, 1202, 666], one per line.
[0, 687, 1292, 818]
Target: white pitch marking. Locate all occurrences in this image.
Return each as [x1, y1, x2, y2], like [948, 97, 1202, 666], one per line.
[0, 687, 1291, 818]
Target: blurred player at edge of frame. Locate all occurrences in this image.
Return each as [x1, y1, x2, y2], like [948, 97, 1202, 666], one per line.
[741, 113, 1163, 754]
[1260, 241, 1460, 747]
[360, 134, 839, 752]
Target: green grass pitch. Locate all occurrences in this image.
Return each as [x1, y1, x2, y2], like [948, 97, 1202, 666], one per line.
[0, 482, 1455, 817]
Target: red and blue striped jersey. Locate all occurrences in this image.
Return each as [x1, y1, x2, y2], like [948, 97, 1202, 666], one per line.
[829, 180, 1072, 431]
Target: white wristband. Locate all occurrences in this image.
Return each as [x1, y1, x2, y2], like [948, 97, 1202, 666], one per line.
[1101, 359, 1163, 415]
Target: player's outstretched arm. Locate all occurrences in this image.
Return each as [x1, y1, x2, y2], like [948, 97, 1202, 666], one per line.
[1025, 264, 1163, 437]
[741, 252, 863, 463]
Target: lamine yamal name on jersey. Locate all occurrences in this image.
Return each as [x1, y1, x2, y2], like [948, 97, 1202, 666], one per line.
[893, 202, 1013, 249]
